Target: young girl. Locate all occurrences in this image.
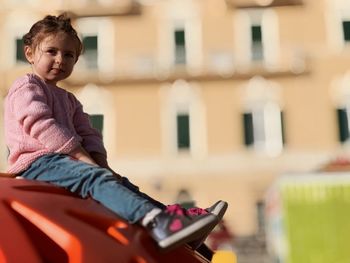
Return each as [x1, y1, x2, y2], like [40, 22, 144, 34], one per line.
[4, 14, 228, 251]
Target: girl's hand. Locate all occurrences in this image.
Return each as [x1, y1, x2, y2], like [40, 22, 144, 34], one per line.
[69, 146, 97, 166]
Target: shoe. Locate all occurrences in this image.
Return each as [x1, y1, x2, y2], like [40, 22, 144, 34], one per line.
[146, 207, 218, 251]
[165, 201, 228, 249]
[186, 200, 228, 250]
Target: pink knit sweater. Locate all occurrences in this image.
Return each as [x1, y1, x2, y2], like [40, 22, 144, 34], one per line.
[4, 73, 107, 174]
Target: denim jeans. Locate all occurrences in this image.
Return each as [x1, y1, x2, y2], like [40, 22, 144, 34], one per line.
[20, 154, 165, 223]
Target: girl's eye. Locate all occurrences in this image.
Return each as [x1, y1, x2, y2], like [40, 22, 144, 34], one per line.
[47, 49, 56, 55]
[65, 53, 75, 58]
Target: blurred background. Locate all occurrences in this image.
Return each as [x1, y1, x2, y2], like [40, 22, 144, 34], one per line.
[1, 0, 350, 262]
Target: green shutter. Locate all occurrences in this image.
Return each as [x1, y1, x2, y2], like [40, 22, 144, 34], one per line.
[337, 108, 349, 142]
[83, 36, 98, 50]
[177, 114, 190, 149]
[83, 36, 98, 68]
[16, 38, 26, 62]
[342, 21, 350, 42]
[175, 30, 185, 46]
[251, 25, 262, 43]
[174, 29, 186, 64]
[243, 112, 254, 146]
[281, 111, 286, 144]
[89, 114, 104, 134]
[251, 25, 263, 61]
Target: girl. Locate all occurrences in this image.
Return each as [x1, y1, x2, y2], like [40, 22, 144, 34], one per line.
[4, 14, 227, 251]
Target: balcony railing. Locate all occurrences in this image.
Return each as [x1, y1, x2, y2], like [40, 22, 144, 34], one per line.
[61, 0, 141, 17]
[226, 0, 303, 8]
[63, 46, 309, 86]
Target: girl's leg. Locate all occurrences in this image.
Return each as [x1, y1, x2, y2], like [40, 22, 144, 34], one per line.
[20, 154, 157, 223]
[120, 176, 166, 209]
[21, 154, 223, 251]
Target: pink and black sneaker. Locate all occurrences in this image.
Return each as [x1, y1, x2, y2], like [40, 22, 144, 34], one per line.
[167, 200, 228, 250]
[146, 205, 218, 251]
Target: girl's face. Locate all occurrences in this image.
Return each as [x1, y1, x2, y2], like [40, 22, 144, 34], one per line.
[25, 32, 78, 86]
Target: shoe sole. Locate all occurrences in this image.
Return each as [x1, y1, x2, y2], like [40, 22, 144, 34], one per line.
[158, 214, 218, 251]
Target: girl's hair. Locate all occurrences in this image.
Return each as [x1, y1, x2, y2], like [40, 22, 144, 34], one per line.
[23, 13, 83, 60]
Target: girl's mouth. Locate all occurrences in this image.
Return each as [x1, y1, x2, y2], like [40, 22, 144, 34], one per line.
[51, 68, 64, 73]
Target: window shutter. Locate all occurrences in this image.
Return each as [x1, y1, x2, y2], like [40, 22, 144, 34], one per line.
[281, 111, 286, 144]
[89, 114, 104, 134]
[342, 21, 350, 42]
[174, 29, 186, 64]
[243, 112, 254, 146]
[337, 108, 349, 143]
[16, 38, 26, 63]
[177, 114, 190, 149]
[251, 25, 262, 43]
[83, 36, 98, 68]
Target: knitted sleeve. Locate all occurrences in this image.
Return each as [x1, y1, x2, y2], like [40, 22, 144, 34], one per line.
[9, 82, 80, 153]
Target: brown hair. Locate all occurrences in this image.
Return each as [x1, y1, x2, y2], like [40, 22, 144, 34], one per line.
[23, 13, 83, 61]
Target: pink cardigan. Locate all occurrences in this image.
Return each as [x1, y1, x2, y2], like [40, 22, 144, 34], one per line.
[4, 73, 107, 174]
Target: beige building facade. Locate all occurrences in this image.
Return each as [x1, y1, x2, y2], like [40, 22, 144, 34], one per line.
[1, 0, 350, 239]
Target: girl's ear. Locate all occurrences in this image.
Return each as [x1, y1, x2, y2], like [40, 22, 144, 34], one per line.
[24, 46, 34, 64]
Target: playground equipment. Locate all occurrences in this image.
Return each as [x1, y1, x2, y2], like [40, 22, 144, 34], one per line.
[0, 177, 211, 263]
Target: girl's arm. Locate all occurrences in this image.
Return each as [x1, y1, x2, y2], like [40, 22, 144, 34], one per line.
[10, 82, 80, 154]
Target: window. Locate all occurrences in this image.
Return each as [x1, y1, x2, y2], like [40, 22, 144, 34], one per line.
[327, 2, 350, 50]
[160, 79, 207, 158]
[82, 35, 98, 69]
[16, 38, 26, 63]
[242, 77, 284, 156]
[342, 21, 350, 42]
[76, 17, 115, 72]
[177, 113, 190, 150]
[333, 71, 350, 144]
[235, 9, 279, 66]
[157, 2, 202, 71]
[174, 28, 186, 64]
[89, 114, 104, 134]
[243, 105, 285, 155]
[251, 24, 263, 61]
[242, 76, 285, 156]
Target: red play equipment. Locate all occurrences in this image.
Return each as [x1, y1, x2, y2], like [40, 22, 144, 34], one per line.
[0, 177, 211, 263]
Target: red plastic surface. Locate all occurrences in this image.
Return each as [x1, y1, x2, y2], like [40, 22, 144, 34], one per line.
[0, 178, 209, 263]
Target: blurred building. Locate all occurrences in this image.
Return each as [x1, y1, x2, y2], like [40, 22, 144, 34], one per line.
[1, 0, 350, 248]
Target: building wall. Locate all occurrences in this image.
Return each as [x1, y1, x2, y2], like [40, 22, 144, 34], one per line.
[1, 0, 350, 237]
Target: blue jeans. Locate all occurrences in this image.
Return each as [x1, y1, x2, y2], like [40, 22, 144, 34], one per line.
[20, 154, 165, 223]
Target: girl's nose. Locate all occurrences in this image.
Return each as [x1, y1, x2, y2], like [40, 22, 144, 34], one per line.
[55, 54, 63, 64]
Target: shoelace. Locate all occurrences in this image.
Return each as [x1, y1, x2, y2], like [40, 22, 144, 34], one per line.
[166, 204, 209, 216]
[186, 207, 208, 216]
[165, 204, 186, 216]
